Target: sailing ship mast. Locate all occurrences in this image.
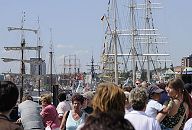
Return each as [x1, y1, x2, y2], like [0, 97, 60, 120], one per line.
[101, 0, 170, 85]
[49, 28, 54, 92]
[130, 0, 137, 85]
[1, 12, 42, 102]
[112, 0, 119, 85]
[101, 0, 125, 85]
[139, 0, 169, 82]
[86, 55, 99, 87]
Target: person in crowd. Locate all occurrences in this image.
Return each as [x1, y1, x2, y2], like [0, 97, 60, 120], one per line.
[40, 93, 60, 130]
[80, 111, 135, 130]
[0, 81, 23, 130]
[183, 117, 192, 130]
[156, 78, 192, 130]
[9, 106, 20, 122]
[92, 82, 127, 116]
[124, 87, 161, 130]
[77, 82, 134, 130]
[123, 85, 132, 92]
[135, 79, 141, 88]
[141, 81, 149, 89]
[16, 94, 44, 130]
[60, 93, 87, 130]
[145, 84, 173, 119]
[184, 83, 192, 119]
[184, 83, 192, 97]
[157, 82, 170, 105]
[124, 91, 132, 114]
[56, 92, 71, 123]
[82, 91, 94, 114]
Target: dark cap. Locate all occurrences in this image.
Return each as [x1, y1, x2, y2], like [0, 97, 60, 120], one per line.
[147, 84, 164, 96]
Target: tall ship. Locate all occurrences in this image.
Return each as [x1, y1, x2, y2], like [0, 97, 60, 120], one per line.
[100, 0, 170, 85]
[1, 13, 45, 102]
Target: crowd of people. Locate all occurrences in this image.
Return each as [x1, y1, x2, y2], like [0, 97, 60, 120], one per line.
[1, 78, 192, 130]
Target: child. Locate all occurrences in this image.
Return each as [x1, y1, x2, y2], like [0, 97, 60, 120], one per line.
[145, 84, 173, 119]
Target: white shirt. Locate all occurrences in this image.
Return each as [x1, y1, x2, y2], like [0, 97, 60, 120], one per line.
[124, 110, 161, 130]
[145, 99, 163, 118]
[184, 118, 192, 130]
[56, 100, 71, 117]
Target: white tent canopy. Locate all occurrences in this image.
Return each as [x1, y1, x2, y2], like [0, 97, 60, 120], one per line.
[182, 67, 192, 74]
[164, 68, 175, 75]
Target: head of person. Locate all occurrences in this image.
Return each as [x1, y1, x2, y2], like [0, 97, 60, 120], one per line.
[166, 78, 192, 108]
[0, 81, 19, 113]
[147, 84, 164, 101]
[57, 92, 67, 102]
[166, 78, 185, 99]
[129, 87, 148, 111]
[135, 80, 141, 88]
[123, 86, 132, 92]
[40, 93, 52, 108]
[80, 112, 135, 130]
[141, 81, 148, 88]
[157, 82, 167, 90]
[82, 91, 94, 106]
[92, 82, 126, 116]
[71, 93, 84, 111]
[124, 91, 131, 109]
[184, 83, 192, 95]
[22, 94, 33, 102]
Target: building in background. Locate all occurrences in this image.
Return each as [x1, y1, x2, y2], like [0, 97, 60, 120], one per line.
[30, 58, 46, 75]
[181, 54, 192, 67]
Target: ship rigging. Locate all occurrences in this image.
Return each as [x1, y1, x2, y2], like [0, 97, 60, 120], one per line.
[100, 0, 171, 85]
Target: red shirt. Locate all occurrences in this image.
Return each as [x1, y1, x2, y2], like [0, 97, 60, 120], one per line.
[40, 104, 60, 129]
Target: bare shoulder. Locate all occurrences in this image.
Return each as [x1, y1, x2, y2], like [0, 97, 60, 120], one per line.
[183, 102, 189, 108]
[183, 102, 189, 117]
[168, 99, 180, 116]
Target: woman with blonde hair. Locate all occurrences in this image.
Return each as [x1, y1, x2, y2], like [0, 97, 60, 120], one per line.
[40, 94, 60, 130]
[78, 82, 135, 130]
[91, 82, 126, 116]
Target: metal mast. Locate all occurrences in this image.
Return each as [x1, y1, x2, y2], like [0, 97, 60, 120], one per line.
[2, 12, 40, 102]
[112, 0, 119, 85]
[130, 0, 137, 85]
[37, 17, 43, 97]
[86, 55, 99, 85]
[49, 29, 53, 92]
[142, 0, 169, 82]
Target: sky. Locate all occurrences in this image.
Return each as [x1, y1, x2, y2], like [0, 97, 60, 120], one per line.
[0, 0, 192, 74]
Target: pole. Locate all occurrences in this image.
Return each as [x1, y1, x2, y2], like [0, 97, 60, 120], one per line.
[20, 40, 25, 103]
[38, 46, 41, 97]
[130, 0, 136, 86]
[50, 51, 53, 92]
[113, 0, 118, 85]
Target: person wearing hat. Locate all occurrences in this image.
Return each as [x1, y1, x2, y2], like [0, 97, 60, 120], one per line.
[145, 84, 173, 119]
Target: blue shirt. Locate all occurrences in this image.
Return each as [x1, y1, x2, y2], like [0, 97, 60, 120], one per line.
[66, 110, 86, 130]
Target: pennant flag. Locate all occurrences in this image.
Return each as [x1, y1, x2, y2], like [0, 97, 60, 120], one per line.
[101, 15, 105, 21]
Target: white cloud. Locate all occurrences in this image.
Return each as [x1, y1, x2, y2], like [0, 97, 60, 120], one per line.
[55, 44, 74, 49]
[75, 50, 89, 55]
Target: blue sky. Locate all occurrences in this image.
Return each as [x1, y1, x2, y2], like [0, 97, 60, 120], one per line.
[0, 0, 191, 74]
